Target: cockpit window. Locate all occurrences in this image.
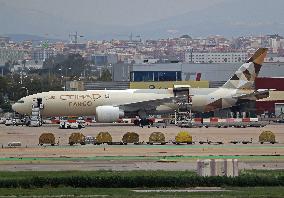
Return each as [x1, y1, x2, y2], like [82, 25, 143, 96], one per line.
[17, 100, 25, 103]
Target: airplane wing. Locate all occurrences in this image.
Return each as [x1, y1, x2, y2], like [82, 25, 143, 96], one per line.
[118, 96, 176, 112]
[118, 94, 190, 112]
[232, 89, 271, 100]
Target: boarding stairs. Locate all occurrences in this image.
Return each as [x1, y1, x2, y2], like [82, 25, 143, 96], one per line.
[29, 98, 43, 127]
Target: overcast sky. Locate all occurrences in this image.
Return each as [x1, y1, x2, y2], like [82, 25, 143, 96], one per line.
[0, 0, 225, 26]
[0, 0, 283, 39]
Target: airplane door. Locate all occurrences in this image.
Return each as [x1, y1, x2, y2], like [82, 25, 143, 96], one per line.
[173, 86, 191, 112]
[37, 98, 44, 109]
[173, 87, 190, 103]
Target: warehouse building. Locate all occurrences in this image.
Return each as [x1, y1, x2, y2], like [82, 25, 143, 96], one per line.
[185, 51, 247, 63]
[255, 77, 284, 117]
[131, 62, 284, 87]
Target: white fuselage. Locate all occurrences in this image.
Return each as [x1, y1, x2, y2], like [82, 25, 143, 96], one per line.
[12, 88, 254, 117]
[12, 89, 175, 116]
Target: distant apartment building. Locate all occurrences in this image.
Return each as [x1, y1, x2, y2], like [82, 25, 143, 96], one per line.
[267, 34, 284, 53]
[185, 51, 247, 63]
[264, 56, 284, 63]
[0, 48, 25, 65]
[31, 48, 57, 61]
[0, 36, 10, 47]
[90, 54, 118, 65]
[91, 54, 107, 65]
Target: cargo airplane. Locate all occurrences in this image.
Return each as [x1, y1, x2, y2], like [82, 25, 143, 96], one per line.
[12, 48, 269, 122]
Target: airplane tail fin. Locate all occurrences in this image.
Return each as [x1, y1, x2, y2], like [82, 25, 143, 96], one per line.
[222, 48, 268, 89]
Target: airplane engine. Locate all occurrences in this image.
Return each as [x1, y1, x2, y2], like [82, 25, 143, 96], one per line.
[95, 106, 124, 123]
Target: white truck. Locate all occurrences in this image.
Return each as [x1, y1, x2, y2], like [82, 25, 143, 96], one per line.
[4, 118, 13, 126]
[0, 117, 6, 124]
[12, 118, 25, 126]
[60, 120, 85, 129]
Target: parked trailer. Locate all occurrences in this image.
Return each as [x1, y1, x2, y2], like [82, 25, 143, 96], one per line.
[178, 118, 267, 128]
[8, 142, 21, 147]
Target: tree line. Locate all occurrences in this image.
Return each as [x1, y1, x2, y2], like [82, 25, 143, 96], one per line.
[0, 53, 112, 112]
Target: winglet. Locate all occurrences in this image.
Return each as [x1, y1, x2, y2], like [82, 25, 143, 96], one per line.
[246, 48, 268, 65]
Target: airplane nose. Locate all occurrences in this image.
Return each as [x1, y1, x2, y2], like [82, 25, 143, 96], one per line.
[12, 103, 19, 113]
[12, 103, 25, 114]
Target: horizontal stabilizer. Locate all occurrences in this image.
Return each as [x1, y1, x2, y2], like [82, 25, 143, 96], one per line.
[232, 89, 270, 100]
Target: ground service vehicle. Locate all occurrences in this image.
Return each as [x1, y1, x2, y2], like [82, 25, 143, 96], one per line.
[84, 136, 95, 144]
[0, 117, 6, 124]
[4, 118, 13, 126]
[8, 142, 21, 147]
[12, 118, 25, 126]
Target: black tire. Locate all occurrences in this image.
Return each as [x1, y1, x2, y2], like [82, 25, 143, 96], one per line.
[134, 120, 139, 126]
[51, 144, 55, 146]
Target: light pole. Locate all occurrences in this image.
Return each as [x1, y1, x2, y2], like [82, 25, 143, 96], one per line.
[65, 67, 71, 91]
[58, 66, 63, 85]
[20, 60, 29, 85]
